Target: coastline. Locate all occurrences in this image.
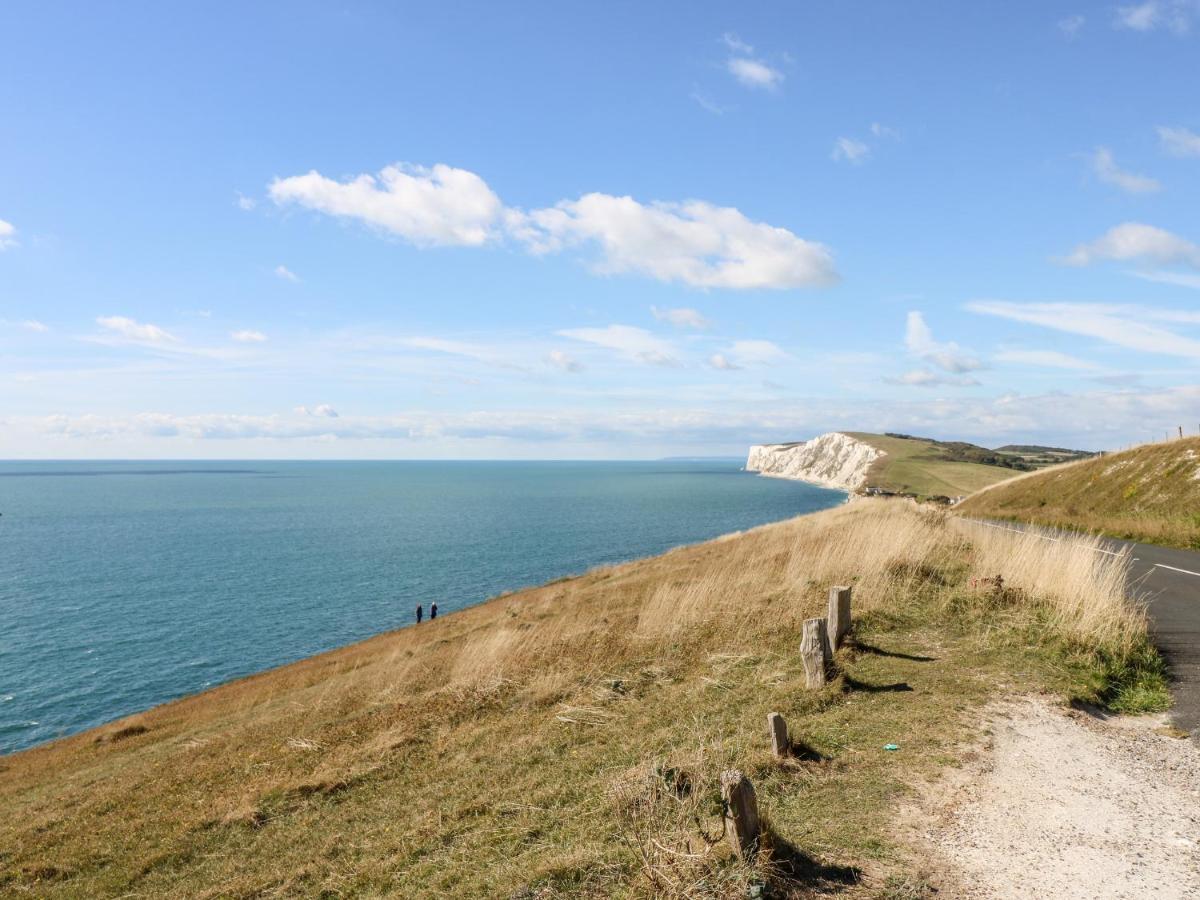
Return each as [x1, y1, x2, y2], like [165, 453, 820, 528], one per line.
[3, 476, 847, 758]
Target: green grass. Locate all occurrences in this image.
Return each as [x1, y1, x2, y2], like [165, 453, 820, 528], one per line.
[846, 433, 1022, 497]
[957, 437, 1200, 550]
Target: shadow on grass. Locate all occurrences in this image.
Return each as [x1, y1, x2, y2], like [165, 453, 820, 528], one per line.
[786, 739, 828, 762]
[762, 825, 861, 893]
[851, 641, 936, 663]
[842, 675, 913, 694]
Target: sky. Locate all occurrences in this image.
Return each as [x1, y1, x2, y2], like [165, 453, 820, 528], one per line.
[1, 0, 1199, 459]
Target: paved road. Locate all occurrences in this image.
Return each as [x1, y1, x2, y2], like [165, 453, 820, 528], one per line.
[967, 519, 1200, 739]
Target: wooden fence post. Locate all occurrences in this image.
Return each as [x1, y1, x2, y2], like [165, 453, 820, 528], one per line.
[801, 617, 830, 688]
[767, 712, 789, 758]
[720, 770, 761, 860]
[828, 585, 852, 648]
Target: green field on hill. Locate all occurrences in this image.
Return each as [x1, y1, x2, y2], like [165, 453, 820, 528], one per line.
[845, 433, 1082, 498]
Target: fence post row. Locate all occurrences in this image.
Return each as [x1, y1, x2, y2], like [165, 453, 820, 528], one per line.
[720, 769, 761, 861]
[801, 617, 830, 688]
[827, 585, 852, 648]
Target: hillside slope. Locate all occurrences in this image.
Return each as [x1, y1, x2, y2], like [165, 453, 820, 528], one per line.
[0, 502, 1164, 897]
[957, 438, 1200, 550]
[845, 432, 1030, 498]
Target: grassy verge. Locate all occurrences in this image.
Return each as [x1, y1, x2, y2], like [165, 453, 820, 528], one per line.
[956, 437, 1200, 550]
[0, 502, 1166, 897]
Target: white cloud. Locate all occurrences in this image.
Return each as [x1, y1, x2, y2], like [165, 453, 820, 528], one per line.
[1115, 1, 1197, 33]
[967, 300, 1200, 359]
[690, 92, 727, 116]
[272, 162, 837, 291]
[295, 404, 339, 418]
[1158, 125, 1200, 157]
[650, 306, 710, 329]
[1090, 148, 1161, 193]
[1127, 269, 1200, 289]
[0, 218, 16, 250]
[727, 57, 784, 89]
[870, 122, 900, 139]
[721, 339, 788, 367]
[721, 32, 755, 55]
[231, 329, 268, 343]
[269, 162, 504, 247]
[1059, 14, 1086, 37]
[831, 137, 870, 164]
[709, 353, 741, 370]
[274, 264, 300, 282]
[22, 320, 49, 332]
[993, 349, 1101, 370]
[886, 369, 980, 387]
[511, 193, 836, 289]
[1062, 222, 1200, 268]
[235, 192, 256, 211]
[557, 324, 679, 366]
[96, 316, 177, 343]
[905, 311, 983, 373]
[546, 349, 582, 372]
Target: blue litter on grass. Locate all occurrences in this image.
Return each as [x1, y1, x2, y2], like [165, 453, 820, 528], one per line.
[883, 743, 900, 751]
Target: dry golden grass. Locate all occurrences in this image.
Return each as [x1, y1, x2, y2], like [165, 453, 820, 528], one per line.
[0, 500, 1162, 897]
[958, 436, 1200, 550]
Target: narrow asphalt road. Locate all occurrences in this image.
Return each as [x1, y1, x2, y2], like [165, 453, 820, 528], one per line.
[966, 519, 1200, 740]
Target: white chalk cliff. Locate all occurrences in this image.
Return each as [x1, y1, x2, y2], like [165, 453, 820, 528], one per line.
[746, 432, 883, 491]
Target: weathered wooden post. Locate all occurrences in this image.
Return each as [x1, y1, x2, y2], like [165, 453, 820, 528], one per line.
[801, 617, 830, 688]
[828, 585, 852, 648]
[767, 712, 789, 758]
[720, 769, 761, 860]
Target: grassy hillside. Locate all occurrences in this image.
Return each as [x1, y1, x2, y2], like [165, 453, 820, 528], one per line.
[845, 433, 1027, 498]
[957, 437, 1200, 550]
[0, 502, 1164, 898]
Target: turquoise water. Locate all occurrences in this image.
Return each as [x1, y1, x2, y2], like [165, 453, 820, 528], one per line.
[0, 460, 842, 753]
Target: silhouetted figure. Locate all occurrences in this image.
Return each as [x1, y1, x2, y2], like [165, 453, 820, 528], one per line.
[416, 604, 423, 624]
[430, 602, 438, 620]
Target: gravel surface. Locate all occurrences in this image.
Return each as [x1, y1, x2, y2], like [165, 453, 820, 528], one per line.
[922, 696, 1200, 899]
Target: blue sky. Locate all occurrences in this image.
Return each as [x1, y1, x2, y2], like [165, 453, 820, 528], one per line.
[2, 1, 1199, 458]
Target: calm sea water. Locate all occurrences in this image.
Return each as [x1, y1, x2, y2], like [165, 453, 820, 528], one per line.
[0, 460, 842, 753]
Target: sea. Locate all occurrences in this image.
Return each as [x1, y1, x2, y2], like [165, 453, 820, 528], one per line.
[0, 460, 843, 753]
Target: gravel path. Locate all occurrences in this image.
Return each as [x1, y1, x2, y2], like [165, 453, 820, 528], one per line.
[922, 697, 1200, 899]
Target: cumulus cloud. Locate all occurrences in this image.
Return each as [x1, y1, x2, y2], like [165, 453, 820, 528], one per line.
[546, 349, 582, 372]
[886, 369, 980, 387]
[727, 57, 784, 89]
[295, 404, 339, 418]
[650, 306, 710, 329]
[968, 300, 1200, 358]
[709, 353, 742, 370]
[1059, 14, 1086, 37]
[235, 192, 256, 211]
[721, 34, 784, 89]
[274, 264, 300, 282]
[271, 161, 837, 290]
[905, 311, 983, 373]
[1115, 1, 1197, 33]
[1158, 125, 1200, 157]
[1090, 148, 1161, 193]
[1062, 222, 1200, 268]
[231, 329, 268, 343]
[831, 137, 870, 164]
[720, 339, 788, 367]
[0, 218, 16, 250]
[270, 162, 504, 247]
[96, 316, 177, 343]
[993, 349, 1101, 370]
[511, 194, 836, 289]
[557, 324, 679, 366]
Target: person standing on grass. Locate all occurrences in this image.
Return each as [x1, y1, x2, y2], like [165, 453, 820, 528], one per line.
[416, 603, 423, 624]
[430, 602, 438, 621]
